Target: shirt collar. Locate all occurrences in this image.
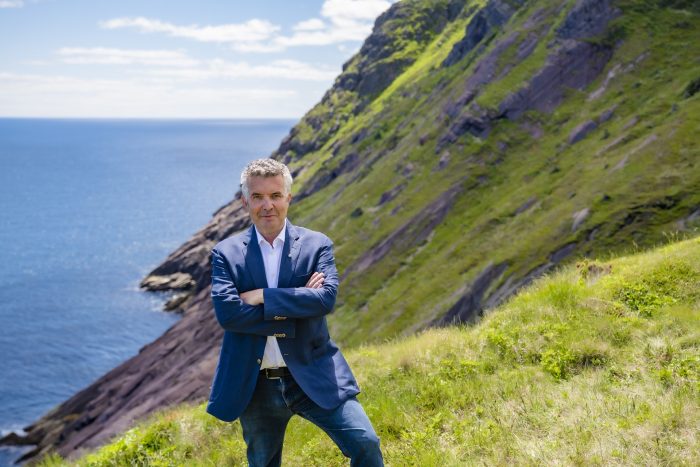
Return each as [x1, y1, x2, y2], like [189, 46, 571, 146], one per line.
[255, 218, 287, 248]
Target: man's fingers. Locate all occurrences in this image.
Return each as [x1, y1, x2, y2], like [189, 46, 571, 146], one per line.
[305, 272, 325, 288]
[240, 291, 251, 304]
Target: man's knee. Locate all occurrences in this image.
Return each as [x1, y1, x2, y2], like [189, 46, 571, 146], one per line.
[347, 428, 382, 456]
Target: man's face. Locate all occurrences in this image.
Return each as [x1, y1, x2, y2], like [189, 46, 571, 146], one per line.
[242, 174, 291, 241]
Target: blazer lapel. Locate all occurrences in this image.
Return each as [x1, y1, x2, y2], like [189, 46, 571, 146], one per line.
[243, 226, 269, 289]
[277, 221, 301, 288]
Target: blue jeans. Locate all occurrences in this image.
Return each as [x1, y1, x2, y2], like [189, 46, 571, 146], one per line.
[239, 371, 384, 467]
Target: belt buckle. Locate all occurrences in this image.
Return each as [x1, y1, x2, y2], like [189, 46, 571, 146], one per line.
[265, 368, 281, 380]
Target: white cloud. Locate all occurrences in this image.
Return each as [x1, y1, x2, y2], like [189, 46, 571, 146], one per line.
[293, 18, 326, 32]
[53, 44, 337, 81]
[100, 17, 279, 44]
[0, 0, 24, 7]
[139, 58, 338, 82]
[268, 0, 394, 50]
[321, 0, 392, 24]
[0, 71, 305, 118]
[57, 48, 199, 67]
[98, 0, 395, 54]
[231, 42, 286, 53]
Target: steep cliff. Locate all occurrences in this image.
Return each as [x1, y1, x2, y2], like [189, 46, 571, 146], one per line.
[5, 0, 699, 462]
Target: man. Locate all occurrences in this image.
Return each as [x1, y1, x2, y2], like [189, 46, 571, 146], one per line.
[206, 158, 384, 466]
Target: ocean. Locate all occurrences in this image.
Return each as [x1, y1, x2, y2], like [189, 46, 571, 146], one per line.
[0, 118, 294, 465]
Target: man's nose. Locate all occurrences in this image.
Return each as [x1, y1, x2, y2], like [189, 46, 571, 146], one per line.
[262, 197, 273, 209]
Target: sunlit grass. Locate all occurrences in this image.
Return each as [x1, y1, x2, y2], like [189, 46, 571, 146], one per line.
[39, 237, 700, 466]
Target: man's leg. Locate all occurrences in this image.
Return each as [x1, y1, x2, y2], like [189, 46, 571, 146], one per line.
[240, 374, 294, 467]
[282, 378, 384, 467]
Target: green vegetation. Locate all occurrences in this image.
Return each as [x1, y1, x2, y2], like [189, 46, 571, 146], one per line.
[40, 237, 700, 465]
[279, 0, 700, 346]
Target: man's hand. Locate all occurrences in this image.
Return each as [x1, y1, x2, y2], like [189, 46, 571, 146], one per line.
[240, 289, 264, 305]
[306, 272, 325, 289]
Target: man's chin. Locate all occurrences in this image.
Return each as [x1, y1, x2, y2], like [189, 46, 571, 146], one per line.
[256, 219, 282, 233]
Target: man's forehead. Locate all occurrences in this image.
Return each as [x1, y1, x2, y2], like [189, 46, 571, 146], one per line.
[248, 174, 286, 193]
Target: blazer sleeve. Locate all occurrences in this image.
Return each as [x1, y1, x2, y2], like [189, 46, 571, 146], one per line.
[211, 248, 296, 337]
[262, 238, 339, 320]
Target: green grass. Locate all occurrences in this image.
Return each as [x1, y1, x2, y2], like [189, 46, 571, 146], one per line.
[40, 236, 700, 466]
[282, 0, 700, 347]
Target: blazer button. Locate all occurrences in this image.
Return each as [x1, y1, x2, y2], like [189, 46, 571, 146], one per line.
[274, 333, 286, 338]
[274, 315, 286, 321]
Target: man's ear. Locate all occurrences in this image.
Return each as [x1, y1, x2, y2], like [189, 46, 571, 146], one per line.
[241, 195, 249, 210]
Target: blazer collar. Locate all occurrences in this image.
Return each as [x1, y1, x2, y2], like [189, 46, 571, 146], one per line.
[278, 221, 301, 288]
[243, 226, 267, 289]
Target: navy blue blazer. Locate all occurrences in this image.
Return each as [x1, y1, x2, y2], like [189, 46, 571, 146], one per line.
[206, 221, 360, 422]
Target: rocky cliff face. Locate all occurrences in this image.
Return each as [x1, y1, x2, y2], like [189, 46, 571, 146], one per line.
[5, 0, 699, 462]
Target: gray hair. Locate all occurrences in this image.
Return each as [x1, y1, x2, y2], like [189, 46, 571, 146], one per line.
[240, 158, 293, 200]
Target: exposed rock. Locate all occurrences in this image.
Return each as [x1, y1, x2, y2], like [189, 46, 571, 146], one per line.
[683, 77, 700, 98]
[676, 208, 700, 230]
[597, 105, 616, 123]
[622, 116, 638, 130]
[400, 162, 415, 177]
[140, 273, 195, 292]
[351, 128, 370, 145]
[434, 237, 580, 327]
[440, 0, 618, 155]
[557, 0, 619, 40]
[442, 0, 525, 67]
[438, 11, 552, 151]
[345, 182, 464, 277]
[340, 0, 459, 100]
[572, 207, 591, 231]
[163, 293, 191, 312]
[568, 120, 598, 144]
[514, 196, 538, 215]
[436, 151, 451, 170]
[354, 57, 415, 98]
[550, 242, 578, 263]
[588, 63, 621, 100]
[378, 183, 406, 206]
[297, 152, 361, 199]
[610, 134, 658, 172]
[515, 32, 540, 62]
[436, 112, 492, 150]
[433, 262, 509, 325]
[499, 40, 615, 119]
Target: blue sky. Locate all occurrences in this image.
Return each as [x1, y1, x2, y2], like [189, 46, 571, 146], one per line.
[0, 0, 395, 118]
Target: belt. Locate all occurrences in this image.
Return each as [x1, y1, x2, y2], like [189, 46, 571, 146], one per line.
[261, 367, 290, 379]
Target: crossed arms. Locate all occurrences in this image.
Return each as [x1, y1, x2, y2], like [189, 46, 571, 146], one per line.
[210, 240, 339, 337]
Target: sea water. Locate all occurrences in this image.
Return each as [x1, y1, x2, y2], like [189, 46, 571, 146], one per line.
[0, 118, 293, 465]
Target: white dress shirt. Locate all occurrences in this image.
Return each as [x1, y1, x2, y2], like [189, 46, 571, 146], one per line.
[255, 220, 288, 369]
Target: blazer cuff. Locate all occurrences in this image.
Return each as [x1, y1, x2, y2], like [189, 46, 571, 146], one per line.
[263, 288, 290, 321]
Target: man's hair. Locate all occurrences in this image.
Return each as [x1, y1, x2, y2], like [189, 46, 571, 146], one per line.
[240, 158, 293, 200]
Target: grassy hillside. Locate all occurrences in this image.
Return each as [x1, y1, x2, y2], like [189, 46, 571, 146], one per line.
[40, 236, 700, 465]
[262, 0, 700, 346]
